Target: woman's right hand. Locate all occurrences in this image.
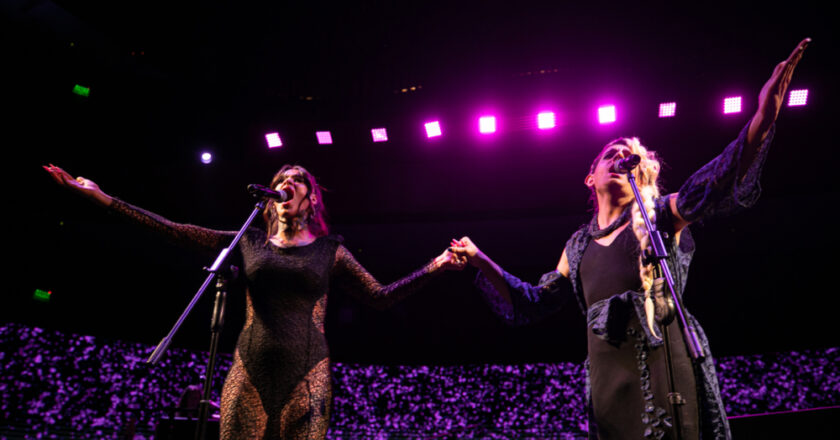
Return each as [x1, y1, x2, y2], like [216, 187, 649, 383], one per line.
[448, 236, 483, 268]
[43, 164, 112, 206]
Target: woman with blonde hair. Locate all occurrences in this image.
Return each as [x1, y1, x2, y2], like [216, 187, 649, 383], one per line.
[44, 163, 465, 439]
[448, 39, 809, 439]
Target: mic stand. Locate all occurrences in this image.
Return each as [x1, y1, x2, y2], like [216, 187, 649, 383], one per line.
[624, 168, 705, 440]
[146, 199, 267, 440]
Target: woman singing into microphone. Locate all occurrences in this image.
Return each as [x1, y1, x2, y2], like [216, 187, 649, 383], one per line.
[448, 39, 809, 439]
[44, 163, 465, 439]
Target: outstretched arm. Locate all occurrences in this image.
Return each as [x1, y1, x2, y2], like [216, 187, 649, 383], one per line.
[331, 245, 462, 310]
[44, 164, 232, 251]
[668, 38, 811, 232]
[448, 236, 514, 305]
[448, 237, 571, 326]
[746, 38, 810, 155]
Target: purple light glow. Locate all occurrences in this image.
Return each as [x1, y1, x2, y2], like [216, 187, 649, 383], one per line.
[723, 96, 742, 114]
[200, 152, 212, 164]
[478, 116, 497, 134]
[598, 106, 616, 124]
[658, 102, 676, 118]
[788, 89, 808, 106]
[537, 112, 556, 129]
[265, 132, 282, 148]
[425, 121, 442, 138]
[316, 131, 333, 145]
[371, 128, 388, 142]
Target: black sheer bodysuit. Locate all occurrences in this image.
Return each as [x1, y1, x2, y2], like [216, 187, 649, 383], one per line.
[580, 225, 699, 440]
[108, 199, 436, 439]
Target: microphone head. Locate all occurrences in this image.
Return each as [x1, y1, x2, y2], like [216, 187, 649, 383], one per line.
[613, 154, 641, 173]
[277, 186, 294, 202]
[624, 154, 641, 168]
[247, 183, 292, 201]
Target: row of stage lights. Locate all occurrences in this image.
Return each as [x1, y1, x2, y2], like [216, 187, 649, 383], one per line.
[197, 89, 809, 164]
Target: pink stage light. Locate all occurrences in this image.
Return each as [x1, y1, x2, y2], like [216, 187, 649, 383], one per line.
[788, 89, 808, 106]
[658, 102, 676, 118]
[478, 116, 497, 134]
[425, 121, 442, 138]
[537, 112, 556, 129]
[723, 97, 742, 114]
[200, 152, 212, 164]
[371, 128, 388, 142]
[598, 105, 616, 124]
[316, 131, 333, 145]
[265, 132, 282, 148]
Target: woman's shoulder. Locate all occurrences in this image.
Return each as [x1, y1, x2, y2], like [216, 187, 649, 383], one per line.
[314, 233, 345, 254]
[566, 221, 591, 246]
[244, 226, 267, 239]
[320, 233, 344, 244]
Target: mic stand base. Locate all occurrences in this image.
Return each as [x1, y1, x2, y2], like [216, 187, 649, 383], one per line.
[195, 274, 230, 440]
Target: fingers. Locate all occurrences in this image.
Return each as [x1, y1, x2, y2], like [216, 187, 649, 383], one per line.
[448, 238, 471, 253]
[776, 39, 810, 103]
[769, 38, 809, 85]
[436, 248, 468, 271]
[783, 38, 809, 77]
[43, 165, 61, 183]
[776, 38, 809, 90]
[785, 38, 810, 65]
[447, 246, 468, 257]
[448, 252, 468, 268]
[43, 164, 73, 185]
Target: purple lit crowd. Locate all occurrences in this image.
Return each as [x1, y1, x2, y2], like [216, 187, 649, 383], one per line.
[1, 323, 837, 439]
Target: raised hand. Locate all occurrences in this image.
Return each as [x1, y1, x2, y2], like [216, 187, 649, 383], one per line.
[748, 38, 810, 146]
[43, 164, 112, 206]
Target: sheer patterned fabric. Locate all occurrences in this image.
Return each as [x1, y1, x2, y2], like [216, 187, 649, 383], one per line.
[109, 199, 436, 439]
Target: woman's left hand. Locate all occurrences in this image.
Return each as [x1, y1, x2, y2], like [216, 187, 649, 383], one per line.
[748, 38, 810, 145]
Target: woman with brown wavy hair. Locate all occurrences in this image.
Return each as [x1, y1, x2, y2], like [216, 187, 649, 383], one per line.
[448, 39, 809, 439]
[45, 163, 464, 439]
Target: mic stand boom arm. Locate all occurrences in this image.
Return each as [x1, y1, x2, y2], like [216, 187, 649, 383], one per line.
[146, 199, 265, 365]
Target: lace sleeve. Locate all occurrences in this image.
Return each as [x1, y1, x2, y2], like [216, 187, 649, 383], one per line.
[676, 122, 775, 222]
[475, 269, 572, 326]
[108, 197, 234, 252]
[331, 245, 438, 310]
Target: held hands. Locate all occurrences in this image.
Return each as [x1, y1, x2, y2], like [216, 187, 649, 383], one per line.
[748, 38, 810, 145]
[430, 236, 485, 272]
[447, 237, 482, 268]
[43, 164, 112, 206]
[432, 247, 468, 271]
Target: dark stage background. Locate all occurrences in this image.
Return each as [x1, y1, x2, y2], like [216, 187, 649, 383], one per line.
[3, 1, 837, 366]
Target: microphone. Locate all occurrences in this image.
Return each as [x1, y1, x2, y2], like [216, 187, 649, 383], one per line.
[611, 154, 641, 173]
[247, 184, 293, 202]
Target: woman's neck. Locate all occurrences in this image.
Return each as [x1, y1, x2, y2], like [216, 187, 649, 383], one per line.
[272, 219, 316, 247]
[596, 194, 633, 229]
